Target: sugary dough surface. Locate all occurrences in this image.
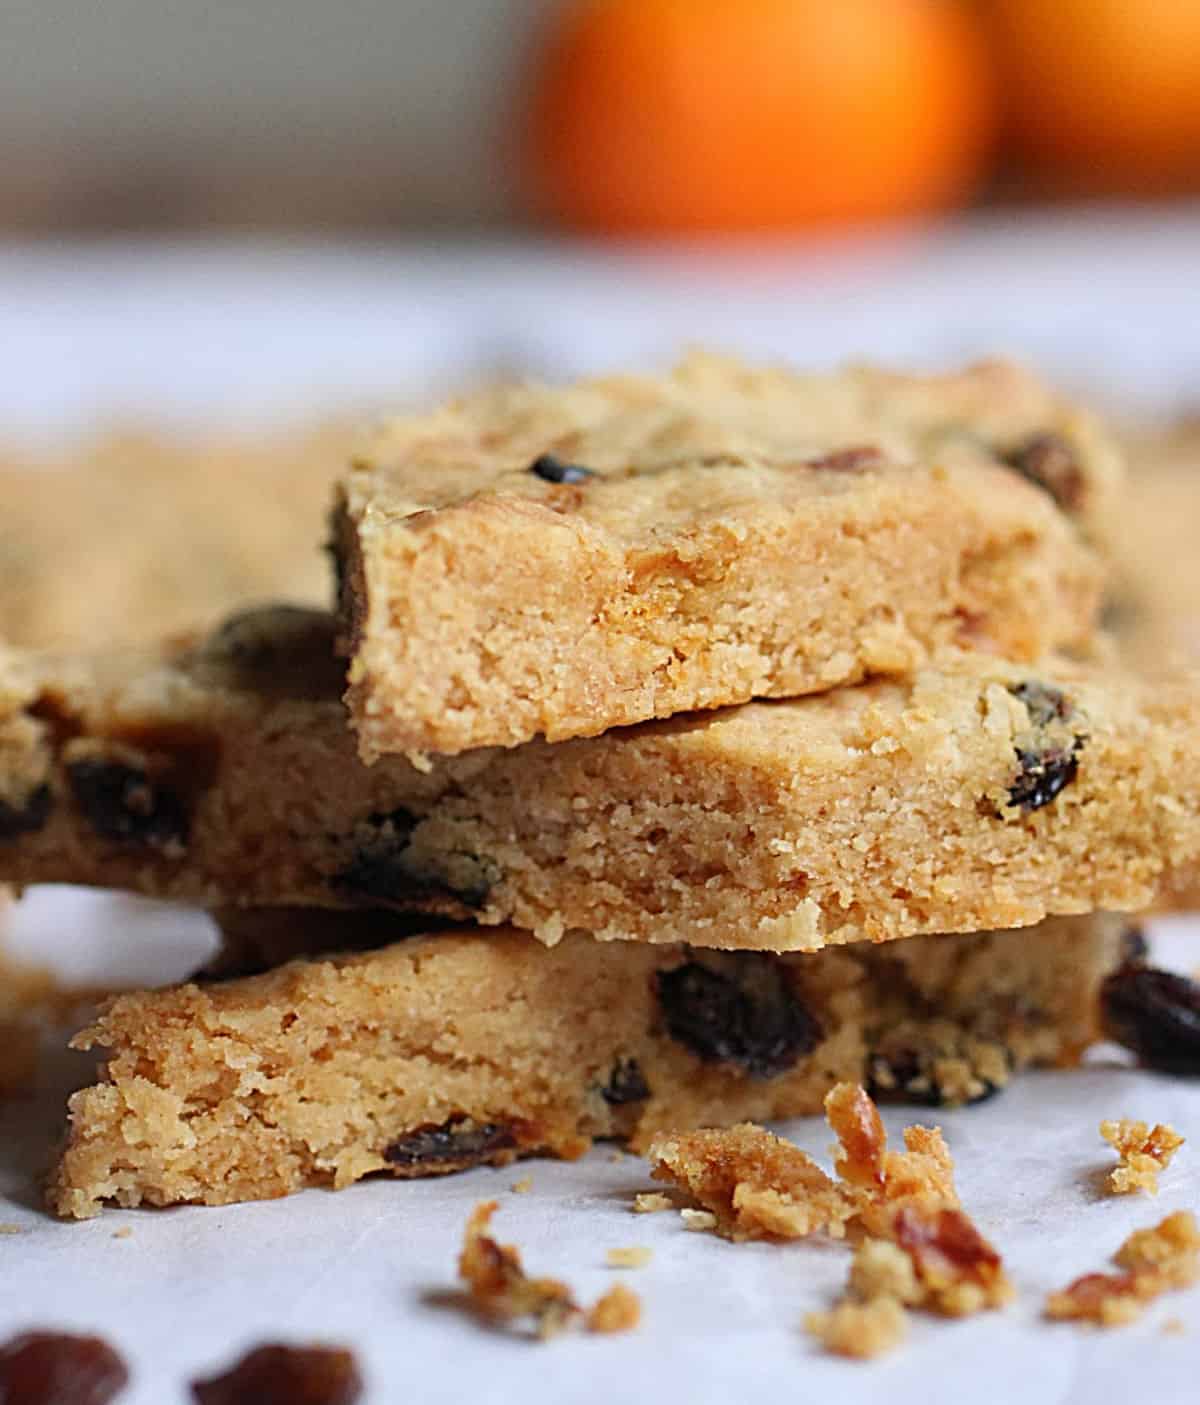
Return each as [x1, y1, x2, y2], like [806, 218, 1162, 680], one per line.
[336, 353, 1120, 758]
[49, 912, 1126, 1217]
[1, 608, 1197, 950]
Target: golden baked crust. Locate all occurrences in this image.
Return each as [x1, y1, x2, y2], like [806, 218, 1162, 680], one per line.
[336, 353, 1119, 759]
[1, 608, 1197, 949]
[0, 424, 349, 648]
[48, 913, 1124, 1217]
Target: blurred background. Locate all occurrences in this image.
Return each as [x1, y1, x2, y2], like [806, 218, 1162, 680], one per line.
[1, 0, 1198, 432]
[5, 0, 1200, 233]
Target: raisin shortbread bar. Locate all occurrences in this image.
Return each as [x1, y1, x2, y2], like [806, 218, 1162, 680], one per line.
[334, 354, 1119, 758]
[2, 607, 1199, 951]
[50, 913, 1131, 1217]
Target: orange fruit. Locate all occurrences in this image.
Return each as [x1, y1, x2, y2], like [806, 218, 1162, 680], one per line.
[988, 0, 1200, 196]
[523, 0, 997, 236]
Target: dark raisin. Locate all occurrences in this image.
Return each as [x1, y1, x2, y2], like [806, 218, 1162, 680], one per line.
[67, 760, 188, 849]
[1004, 681, 1086, 814]
[1007, 745, 1080, 812]
[601, 1058, 650, 1105]
[198, 606, 344, 701]
[191, 1344, 362, 1405]
[1101, 963, 1200, 1076]
[334, 810, 495, 909]
[0, 1331, 129, 1405]
[0, 784, 52, 840]
[383, 1117, 518, 1170]
[1002, 432, 1086, 514]
[654, 954, 822, 1079]
[333, 809, 417, 901]
[867, 1041, 1008, 1108]
[528, 453, 595, 485]
[1120, 925, 1149, 964]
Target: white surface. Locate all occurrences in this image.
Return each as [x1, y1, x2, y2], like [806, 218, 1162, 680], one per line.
[2, 205, 1200, 444]
[3, 905, 1200, 1404]
[2, 218, 1200, 1400]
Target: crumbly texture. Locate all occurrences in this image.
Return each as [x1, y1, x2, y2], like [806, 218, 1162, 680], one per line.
[1046, 1211, 1200, 1327]
[586, 1285, 642, 1334]
[3, 609, 1199, 951]
[336, 353, 1119, 759]
[48, 913, 1123, 1217]
[680, 1209, 718, 1232]
[0, 423, 349, 649]
[458, 1201, 639, 1339]
[653, 1122, 855, 1241]
[1101, 1118, 1184, 1195]
[459, 1200, 582, 1339]
[654, 1084, 1011, 1360]
[848, 1239, 924, 1306]
[805, 1297, 909, 1360]
[649, 1086, 966, 1250]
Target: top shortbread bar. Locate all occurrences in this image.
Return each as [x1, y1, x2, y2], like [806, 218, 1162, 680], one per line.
[333, 353, 1120, 759]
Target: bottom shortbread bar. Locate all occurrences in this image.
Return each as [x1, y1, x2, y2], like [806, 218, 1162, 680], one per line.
[51, 914, 1130, 1217]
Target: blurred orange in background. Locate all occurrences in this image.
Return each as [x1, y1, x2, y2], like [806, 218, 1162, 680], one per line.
[524, 0, 997, 236]
[988, 0, 1200, 198]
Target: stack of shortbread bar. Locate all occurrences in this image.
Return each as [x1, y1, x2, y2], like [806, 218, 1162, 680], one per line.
[2, 352, 1198, 1217]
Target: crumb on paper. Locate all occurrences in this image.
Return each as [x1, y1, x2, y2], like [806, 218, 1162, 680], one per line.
[650, 1082, 1012, 1359]
[0, 1224, 23, 1236]
[510, 1177, 533, 1195]
[647, 1084, 962, 1246]
[607, 1149, 627, 1164]
[680, 1209, 718, 1232]
[606, 1246, 652, 1269]
[459, 1200, 580, 1339]
[805, 1297, 908, 1360]
[633, 1192, 674, 1214]
[1101, 1118, 1184, 1195]
[1163, 1316, 1186, 1335]
[586, 1284, 641, 1334]
[849, 1240, 922, 1306]
[1046, 1211, 1200, 1328]
[111, 1227, 133, 1240]
[651, 1123, 853, 1243]
[457, 1201, 639, 1339]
